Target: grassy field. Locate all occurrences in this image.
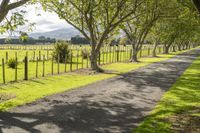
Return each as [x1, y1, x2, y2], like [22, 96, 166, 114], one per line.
[0, 45, 165, 84]
[0, 47, 195, 112]
[134, 54, 200, 133]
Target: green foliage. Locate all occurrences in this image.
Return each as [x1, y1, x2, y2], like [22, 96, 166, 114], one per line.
[19, 32, 29, 42]
[52, 41, 71, 63]
[71, 35, 90, 44]
[0, 11, 35, 34]
[7, 58, 18, 69]
[41, 0, 139, 70]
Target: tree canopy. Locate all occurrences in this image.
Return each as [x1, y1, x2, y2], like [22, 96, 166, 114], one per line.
[1, 0, 200, 71]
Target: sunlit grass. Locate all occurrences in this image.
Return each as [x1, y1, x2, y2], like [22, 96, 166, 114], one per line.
[0, 48, 197, 112]
[134, 55, 200, 133]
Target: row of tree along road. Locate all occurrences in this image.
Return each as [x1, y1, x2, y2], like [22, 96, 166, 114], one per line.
[0, 0, 200, 72]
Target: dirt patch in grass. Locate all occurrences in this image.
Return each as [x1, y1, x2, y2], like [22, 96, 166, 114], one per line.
[168, 107, 200, 133]
[75, 68, 118, 75]
[0, 93, 16, 103]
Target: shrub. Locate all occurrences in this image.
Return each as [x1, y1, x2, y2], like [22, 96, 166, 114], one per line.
[52, 41, 71, 63]
[7, 58, 18, 69]
[81, 49, 90, 59]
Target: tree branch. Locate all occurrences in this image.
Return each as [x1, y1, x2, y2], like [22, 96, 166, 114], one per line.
[192, 0, 200, 13]
[7, 0, 30, 10]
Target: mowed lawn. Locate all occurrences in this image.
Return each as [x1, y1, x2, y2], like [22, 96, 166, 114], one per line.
[134, 55, 200, 132]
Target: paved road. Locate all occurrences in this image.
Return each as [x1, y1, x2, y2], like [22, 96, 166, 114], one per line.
[0, 49, 200, 133]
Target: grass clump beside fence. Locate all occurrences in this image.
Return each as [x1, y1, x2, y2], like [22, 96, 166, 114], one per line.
[7, 58, 18, 69]
[52, 41, 72, 63]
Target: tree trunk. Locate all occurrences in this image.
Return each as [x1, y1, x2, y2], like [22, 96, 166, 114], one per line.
[182, 44, 186, 50]
[163, 45, 170, 54]
[172, 46, 176, 52]
[178, 45, 181, 51]
[130, 48, 139, 62]
[152, 40, 158, 57]
[0, 11, 8, 23]
[90, 50, 103, 72]
[186, 43, 189, 49]
[90, 42, 104, 72]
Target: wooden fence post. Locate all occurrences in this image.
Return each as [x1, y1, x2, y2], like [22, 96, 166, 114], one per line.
[6, 52, 8, 63]
[106, 47, 108, 64]
[76, 50, 79, 70]
[102, 49, 105, 64]
[119, 46, 122, 61]
[109, 46, 112, 63]
[159, 47, 161, 54]
[81, 55, 84, 69]
[86, 55, 89, 68]
[2, 58, 5, 84]
[47, 50, 49, 60]
[130, 49, 132, 59]
[26, 51, 28, 57]
[65, 54, 67, 72]
[39, 51, 41, 61]
[112, 46, 115, 63]
[98, 51, 101, 65]
[15, 53, 18, 82]
[116, 46, 119, 62]
[51, 57, 54, 75]
[123, 46, 125, 61]
[36, 57, 38, 78]
[42, 55, 45, 77]
[33, 51, 36, 61]
[148, 47, 150, 56]
[70, 51, 73, 71]
[24, 56, 28, 80]
[57, 54, 60, 74]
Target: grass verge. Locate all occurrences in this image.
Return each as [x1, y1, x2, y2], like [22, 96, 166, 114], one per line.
[134, 55, 200, 133]
[0, 48, 197, 112]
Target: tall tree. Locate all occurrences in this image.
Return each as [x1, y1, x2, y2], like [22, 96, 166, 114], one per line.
[41, 0, 141, 71]
[122, 0, 162, 62]
[159, 2, 199, 54]
[19, 31, 29, 42]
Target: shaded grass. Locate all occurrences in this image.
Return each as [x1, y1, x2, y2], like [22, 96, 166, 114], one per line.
[0, 48, 197, 112]
[134, 55, 200, 133]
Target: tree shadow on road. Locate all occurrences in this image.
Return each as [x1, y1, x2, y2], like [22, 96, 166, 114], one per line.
[0, 98, 151, 133]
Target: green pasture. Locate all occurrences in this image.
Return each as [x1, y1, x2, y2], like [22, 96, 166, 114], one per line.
[0, 47, 194, 111]
[0, 45, 165, 84]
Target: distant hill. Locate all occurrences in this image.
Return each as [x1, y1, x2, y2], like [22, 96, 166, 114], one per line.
[29, 27, 81, 40]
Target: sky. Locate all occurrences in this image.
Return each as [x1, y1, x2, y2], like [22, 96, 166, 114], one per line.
[0, 4, 71, 38]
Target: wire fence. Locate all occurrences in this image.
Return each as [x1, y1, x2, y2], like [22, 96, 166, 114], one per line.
[0, 44, 198, 84]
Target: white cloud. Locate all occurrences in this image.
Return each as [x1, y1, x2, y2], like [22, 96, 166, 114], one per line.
[0, 4, 71, 38]
[24, 4, 71, 33]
